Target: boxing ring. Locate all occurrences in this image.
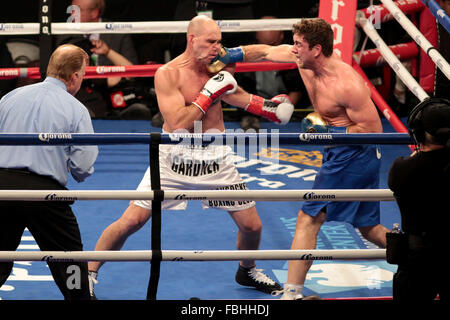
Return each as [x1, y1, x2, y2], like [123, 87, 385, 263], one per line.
[0, 0, 448, 302]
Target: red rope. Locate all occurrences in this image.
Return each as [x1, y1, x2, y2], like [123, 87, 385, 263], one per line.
[358, 0, 424, 22]
[0, 61, 298, 80]
[352, 60, 415, 152]
[354, 41, 418, 67]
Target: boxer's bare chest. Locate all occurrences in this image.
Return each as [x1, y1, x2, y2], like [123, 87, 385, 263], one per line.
[177, 68, 225, 131]
[300, 70, 347, 120]
[178, 70, 211, 104]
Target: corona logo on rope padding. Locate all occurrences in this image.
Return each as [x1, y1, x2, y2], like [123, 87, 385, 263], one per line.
[44, 193, 78, 201]
[96, 66, 126, 74]
[104, 23, 133, 31]
[38, 133, 73, 142]
[0, 69, 20, 77]
[0, 24, 26, 32]
[298, 133, 333, 142]
[303, 192, 336, 200]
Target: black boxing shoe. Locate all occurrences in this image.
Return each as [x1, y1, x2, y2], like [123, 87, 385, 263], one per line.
[235, 265, 282, 294]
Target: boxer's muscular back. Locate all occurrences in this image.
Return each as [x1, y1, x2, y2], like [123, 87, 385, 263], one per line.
[156, 54, 225, 133]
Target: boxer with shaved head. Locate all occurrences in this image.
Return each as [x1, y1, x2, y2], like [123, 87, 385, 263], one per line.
[87, 15, 294, 298]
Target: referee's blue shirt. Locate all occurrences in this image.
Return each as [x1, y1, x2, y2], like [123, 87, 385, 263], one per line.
[0, 77, 98, 186]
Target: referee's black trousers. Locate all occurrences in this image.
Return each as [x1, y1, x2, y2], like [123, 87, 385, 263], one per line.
[0, 169, 90, 300]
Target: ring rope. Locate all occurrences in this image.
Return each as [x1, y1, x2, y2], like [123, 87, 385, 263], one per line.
[357, 12, 429, 102]
[420, 0, 450, 33]
[0, 43, 419, 80]
[352, 62, 410, 137]
[0, 62, 299, 80]
[380, 0, 450, 81]
[354, 41, 418, 67]
[358, 0, 424, 23]
[0, 189, 395, 202]
[0, 249, 386, 262]
[0, 18, 301, 36]
[0, 132, 414, 145]
[0, 1, 426, 36]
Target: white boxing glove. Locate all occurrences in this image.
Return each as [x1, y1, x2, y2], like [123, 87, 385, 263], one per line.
[192, 71, 237, 114]
[245, 94, 294, 124]
[271, 94, 294, 125]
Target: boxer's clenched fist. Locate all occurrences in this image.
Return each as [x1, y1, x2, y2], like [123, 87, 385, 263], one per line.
[245, 94, 294, 124]
[192, 71, 237, 114]
[206, 46, 244, 73]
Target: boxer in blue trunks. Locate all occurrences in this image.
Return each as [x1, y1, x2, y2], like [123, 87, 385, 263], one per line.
[207, 18, 390, 299]
[87, 16, 295, 298]
[302, 144, 381, 227]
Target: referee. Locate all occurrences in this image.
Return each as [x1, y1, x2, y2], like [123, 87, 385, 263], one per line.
[0, 44, 98, 300]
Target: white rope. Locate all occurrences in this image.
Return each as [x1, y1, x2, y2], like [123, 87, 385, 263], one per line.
[0, 249, 386, 262]
[356, 12, 429, 102]
[380, 0, 450, 81]
[0, 189, 395, 201]
[0, 23, 40, 35]
[0, 19, 300, 36]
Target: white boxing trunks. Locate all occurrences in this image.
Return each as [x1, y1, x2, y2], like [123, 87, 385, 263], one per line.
[133, 144, 255, 212]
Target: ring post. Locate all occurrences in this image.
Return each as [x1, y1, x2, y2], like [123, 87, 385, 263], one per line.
[147, 133, 163, 300]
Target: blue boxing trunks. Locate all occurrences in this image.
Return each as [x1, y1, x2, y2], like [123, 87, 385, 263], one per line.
[301, 145, 381, 227]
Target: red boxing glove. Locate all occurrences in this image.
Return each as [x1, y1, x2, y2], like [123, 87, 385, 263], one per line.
[245, 94, 294, 124]
[192, 71, 237, 114]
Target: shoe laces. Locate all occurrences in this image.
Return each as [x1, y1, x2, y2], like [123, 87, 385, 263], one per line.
[271, 285, 303, 300]
[248, 267, 276, 285]
[88, 272, 98, 295]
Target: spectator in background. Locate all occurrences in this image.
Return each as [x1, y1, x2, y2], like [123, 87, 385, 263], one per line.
[239, 16, 308, 131]
[58, 0, 151, 119]
[3, 39, 41, 89]
[0, 40, 18, 99]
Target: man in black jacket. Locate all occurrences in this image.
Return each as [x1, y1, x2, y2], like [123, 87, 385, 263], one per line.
[388, 97, 450, 300]
[58, 0, 146, 119]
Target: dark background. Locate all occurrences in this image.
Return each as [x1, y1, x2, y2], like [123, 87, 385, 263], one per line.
[2, 1, 387, 64]
[2, 0, 325, 64]
[4, 0, 319, 22]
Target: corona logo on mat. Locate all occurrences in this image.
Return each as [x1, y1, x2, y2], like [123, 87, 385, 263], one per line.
[255, 148, 323, 168]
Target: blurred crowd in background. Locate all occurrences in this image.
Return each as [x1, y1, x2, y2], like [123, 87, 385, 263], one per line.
[1, 0, 448, 129]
